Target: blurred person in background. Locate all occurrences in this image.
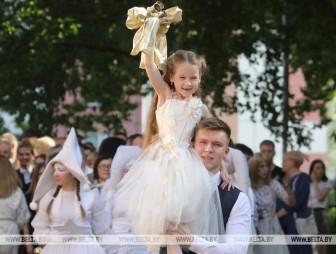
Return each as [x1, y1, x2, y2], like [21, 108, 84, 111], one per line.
[113, 131, 128, 142]
[33, 154, 47, 167]
[91, 153, 113, 193]
[277, 151, 313, 254]
[128, 133, 144, 147]
[98, 137, 126, 158]
[0, 138, 12, 159]
[33, 136, 56, 157]
[16, 140, 35, 194]
[326, 178, 336, 254]
[308, 159, 331, 254]
[46, 144, 62, 163]
[249, 153, 294, 254]
[1, 132, 20, 169]
[259, 140, 285, 182]
[0, 155, 32, 254]
[83, 142, 96, 156]
[86, 151, 98, 169]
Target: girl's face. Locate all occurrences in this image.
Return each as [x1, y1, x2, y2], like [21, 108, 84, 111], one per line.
[257, 161, 271, 180]
[312, 162, 325, 179]
[97, 158, 112, 182]
[53, 162, 75, 187]
[170, 62, 200, 100]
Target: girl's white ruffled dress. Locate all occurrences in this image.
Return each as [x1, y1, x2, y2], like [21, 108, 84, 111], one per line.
[116, 97, 223, 251]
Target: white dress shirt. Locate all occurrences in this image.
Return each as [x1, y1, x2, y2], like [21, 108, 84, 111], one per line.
[189, 172, 251, 254]
[18, 167, 32, 185]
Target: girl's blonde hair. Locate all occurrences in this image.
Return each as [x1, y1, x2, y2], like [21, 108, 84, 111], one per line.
[143, 50, 207, 149]
[249, 153, 272, 188]
[284, 151, 305, 168]
[0, 155, 21, 198]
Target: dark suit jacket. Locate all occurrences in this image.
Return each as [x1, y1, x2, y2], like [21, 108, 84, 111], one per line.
[160, 185, 241, 254]
[271, 165, 285, 183]
[16, 169, 31, 194]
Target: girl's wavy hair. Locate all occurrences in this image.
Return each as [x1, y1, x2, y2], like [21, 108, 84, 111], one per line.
[143, 50, 207, 149]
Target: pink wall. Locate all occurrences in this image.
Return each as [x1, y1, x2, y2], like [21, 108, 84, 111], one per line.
[122, 95, 143, 136]
[289, 68, 320, 121]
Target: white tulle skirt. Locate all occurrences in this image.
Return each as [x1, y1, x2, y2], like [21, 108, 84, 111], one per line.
[116, 141, 224, 251]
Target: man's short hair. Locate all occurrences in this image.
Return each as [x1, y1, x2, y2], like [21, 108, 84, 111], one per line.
[259, 139, 275, 149]
[193, 117, 231, 142]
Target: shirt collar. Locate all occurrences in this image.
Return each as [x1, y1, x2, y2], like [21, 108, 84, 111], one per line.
[18, 167, 30, 174]
[213, 171, 221, 186]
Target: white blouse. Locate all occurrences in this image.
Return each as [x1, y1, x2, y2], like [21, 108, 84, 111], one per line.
[308, 181, 331, 209]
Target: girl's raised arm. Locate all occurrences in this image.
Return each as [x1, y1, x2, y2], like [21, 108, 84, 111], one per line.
[144, 51, 171, 104]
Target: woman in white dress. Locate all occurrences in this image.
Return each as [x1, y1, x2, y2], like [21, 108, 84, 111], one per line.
[30, 128, 115, 254]
[0, 155, 32, 254]
[249, 153, 295, 254]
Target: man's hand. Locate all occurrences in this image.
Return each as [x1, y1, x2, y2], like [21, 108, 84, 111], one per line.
[277, 208, 288, 218]
[165, 223, 193, 248]
[166, 223, 191, 235]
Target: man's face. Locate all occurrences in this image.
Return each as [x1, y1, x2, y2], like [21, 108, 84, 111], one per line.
[260, 144, 275, 161]
[17, 147, 33, 169]
[193, 129, 230, 174]
[0, 142, 11, 158]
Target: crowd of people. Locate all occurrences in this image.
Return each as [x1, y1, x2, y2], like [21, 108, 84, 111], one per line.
[0, 118, 334, 254]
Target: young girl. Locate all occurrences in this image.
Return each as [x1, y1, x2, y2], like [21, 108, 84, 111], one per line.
[30, 128, 115, 254]
[117, 49, 226, 253]
[120, 4, 229, 252]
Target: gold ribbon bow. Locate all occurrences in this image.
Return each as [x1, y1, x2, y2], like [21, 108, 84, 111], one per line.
[126, 1, 182, 70]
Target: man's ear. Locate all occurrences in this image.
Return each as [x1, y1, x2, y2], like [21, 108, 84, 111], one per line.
[223, 147, 230, 159]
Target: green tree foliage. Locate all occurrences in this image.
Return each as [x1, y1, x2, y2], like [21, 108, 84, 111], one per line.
[0, 0, 335, 148]
[0, 117, 9, 134]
